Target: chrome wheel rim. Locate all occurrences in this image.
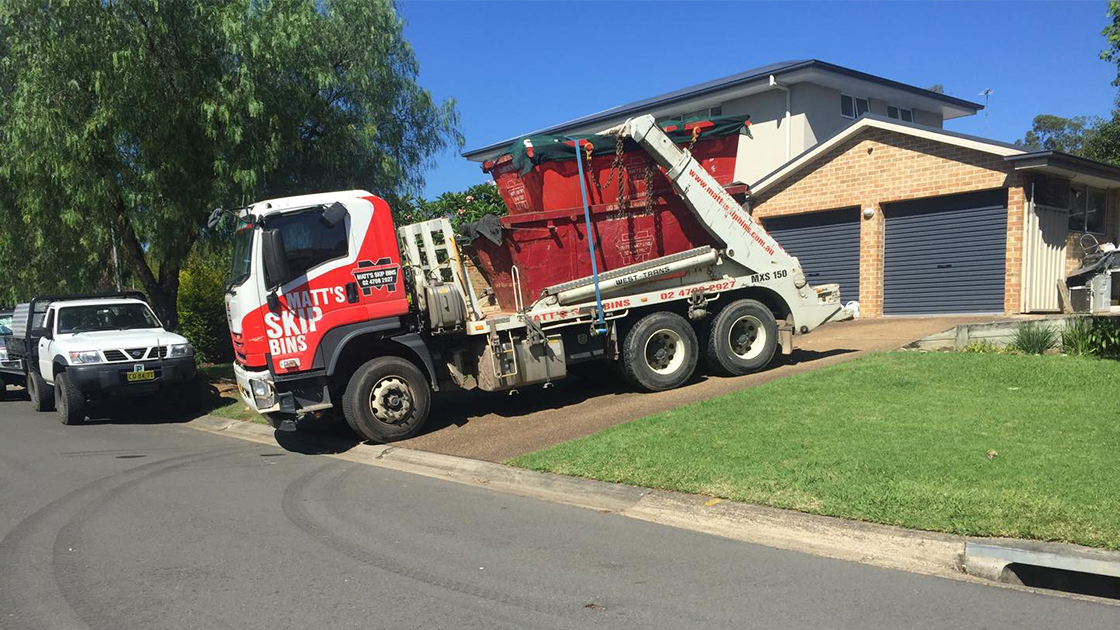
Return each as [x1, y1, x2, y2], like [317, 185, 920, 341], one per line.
[368, 376, 413, 424]
[644, 328, 686, 375]
[728, 315, 766, 360]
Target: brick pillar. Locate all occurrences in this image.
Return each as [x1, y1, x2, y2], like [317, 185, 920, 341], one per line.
[1004, 185, 1026, 315]
[859, 203, 884, 316]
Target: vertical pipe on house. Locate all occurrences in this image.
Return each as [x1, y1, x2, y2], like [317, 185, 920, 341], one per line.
[769, 75, 792, 161]
[1020, 183, 1034, 313]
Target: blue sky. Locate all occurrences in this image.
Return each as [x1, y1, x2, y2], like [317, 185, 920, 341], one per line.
[400, 1, 1119, 198]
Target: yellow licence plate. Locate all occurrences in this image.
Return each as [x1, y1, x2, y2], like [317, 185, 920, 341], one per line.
[126, 370, 155, 382]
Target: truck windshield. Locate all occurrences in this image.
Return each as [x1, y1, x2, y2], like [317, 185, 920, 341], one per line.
[229, 223, 254, 287]
[0, 315, 11, 335]
[57, 304, 162, 334]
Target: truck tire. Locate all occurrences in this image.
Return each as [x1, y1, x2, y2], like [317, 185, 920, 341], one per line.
[705, 299, 778, 376]
[341, 357, 431, 443]
[55, 372, 86, 425]
[28, 371, 55, 412]
[621, 311, 699, 392]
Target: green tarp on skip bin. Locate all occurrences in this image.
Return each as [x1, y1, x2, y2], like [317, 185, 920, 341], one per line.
[506, 114, 752, 175]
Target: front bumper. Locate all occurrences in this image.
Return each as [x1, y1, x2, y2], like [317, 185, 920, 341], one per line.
[233, 362, 280, 415]
[233, 363, 333, 420]
[66, 356, 197, 395]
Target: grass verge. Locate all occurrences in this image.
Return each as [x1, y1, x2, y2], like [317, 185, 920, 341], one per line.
[197, 363, 267, 424]
[512, 352, 1120, 549]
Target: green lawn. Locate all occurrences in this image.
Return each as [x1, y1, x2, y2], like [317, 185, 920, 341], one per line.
[512, 352, 1120, 549]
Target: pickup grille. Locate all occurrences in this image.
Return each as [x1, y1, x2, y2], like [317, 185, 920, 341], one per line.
[102, 347, 167, 363]
[103, 350, 128, 362]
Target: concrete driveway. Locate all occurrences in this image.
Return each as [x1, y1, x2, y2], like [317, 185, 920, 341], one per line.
[390, 316, 980, 462]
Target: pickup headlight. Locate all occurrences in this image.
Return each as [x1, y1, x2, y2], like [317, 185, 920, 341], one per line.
[169, 344, 193, 358]
[68, 350, 102, 364]
[0, 345, 7, 361]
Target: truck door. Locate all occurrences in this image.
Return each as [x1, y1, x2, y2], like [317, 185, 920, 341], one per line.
[37, 308, 54, 381]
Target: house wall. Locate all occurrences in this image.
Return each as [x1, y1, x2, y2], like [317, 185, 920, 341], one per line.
[727, 84, 949, 187]
[749, 127, 1026, 316]
[723, 90, 796, 186]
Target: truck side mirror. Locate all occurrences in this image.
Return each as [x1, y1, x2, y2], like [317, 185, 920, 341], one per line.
[261, 229, 291, 290]
[31, 327, 51, 340]
[207, 208, 224, 229]
[321, 201, 348, 228]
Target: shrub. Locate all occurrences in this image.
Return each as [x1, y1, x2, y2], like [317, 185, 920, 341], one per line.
[177, 252, 233, 364]
[1091, 317, 1120, 357]
[1010, 320, 1057, 355]
[962, 340, 1001, 354]
[1061, 316, 1096, 356]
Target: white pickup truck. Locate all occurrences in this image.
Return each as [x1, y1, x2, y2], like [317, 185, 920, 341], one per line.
[2, 293, 199, 424]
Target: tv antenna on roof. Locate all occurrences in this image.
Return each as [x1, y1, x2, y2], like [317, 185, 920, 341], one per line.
[979, 88, 993, 132]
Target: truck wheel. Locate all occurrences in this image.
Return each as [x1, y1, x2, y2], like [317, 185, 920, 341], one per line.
[705, 299, 778, 376]
[341, 357, 431, 443]
[55, 372, 86, 425]
[621, 311, 699, 392]
[28, 371, 55, 412]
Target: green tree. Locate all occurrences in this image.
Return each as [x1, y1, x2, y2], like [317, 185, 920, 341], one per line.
[0, 0, 460, 327]
[1017, 114, 1097, 154]
[398, 182, 507, 231]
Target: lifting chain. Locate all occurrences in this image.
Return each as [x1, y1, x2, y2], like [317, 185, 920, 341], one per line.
[686, 125, 702, 152]
[591, 133, 629, 204]
[643, 157, 655, 215]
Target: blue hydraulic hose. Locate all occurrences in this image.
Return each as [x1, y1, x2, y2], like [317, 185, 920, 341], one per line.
[573, 139, 607, 334]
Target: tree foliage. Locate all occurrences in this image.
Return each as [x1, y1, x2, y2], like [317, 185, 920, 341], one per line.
[1018, 114, 1098, 154]
[0, 0, 460, 326]
[398, 182, 507, 231]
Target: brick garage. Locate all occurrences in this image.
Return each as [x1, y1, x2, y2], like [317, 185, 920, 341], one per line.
[747, 116, 1120, 316]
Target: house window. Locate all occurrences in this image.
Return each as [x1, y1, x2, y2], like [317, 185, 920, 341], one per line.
[1068, 184, 1108, 234]
[887, 105, 913, 122]
[841, 94, 869, 119]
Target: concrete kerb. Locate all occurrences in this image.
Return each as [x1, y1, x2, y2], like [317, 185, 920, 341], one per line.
[184, 414, 1120, 601]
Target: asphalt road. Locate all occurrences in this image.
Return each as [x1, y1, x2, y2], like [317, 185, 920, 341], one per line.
[1, 394, 1116, 629]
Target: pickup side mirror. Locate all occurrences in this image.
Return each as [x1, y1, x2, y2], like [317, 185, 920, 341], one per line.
[31, 327, 51, 340]
[261, 229, 291, 290]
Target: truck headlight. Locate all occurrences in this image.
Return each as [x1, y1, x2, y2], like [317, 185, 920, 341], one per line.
[0, 345, 7, 361]
[249, 378, 275, 409]
[169, 343, 193, 358]
[68, 350, 102, 364]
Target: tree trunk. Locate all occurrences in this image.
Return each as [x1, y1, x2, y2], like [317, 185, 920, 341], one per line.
[113, 213, 189, 331]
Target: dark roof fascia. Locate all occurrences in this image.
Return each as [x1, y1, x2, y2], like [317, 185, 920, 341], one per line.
[808, 60, 983, 113]
[1004, 151, 1120, 183]
[463, 60, 984, 159]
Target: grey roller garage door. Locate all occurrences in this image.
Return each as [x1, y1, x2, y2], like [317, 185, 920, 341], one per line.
[884, 189, 1007, 315]
[766, 208, 861, 304]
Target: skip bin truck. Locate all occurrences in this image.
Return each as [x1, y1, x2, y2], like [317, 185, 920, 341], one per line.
[222, 114, 850, 442]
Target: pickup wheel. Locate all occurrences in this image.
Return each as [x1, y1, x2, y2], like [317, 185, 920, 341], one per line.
[341, 357, 431, 443]
[621, 311, 699, 392]
[28, 371, 55, 412]
[55, 372, 86, 425]
[705, 299, 778, 376]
